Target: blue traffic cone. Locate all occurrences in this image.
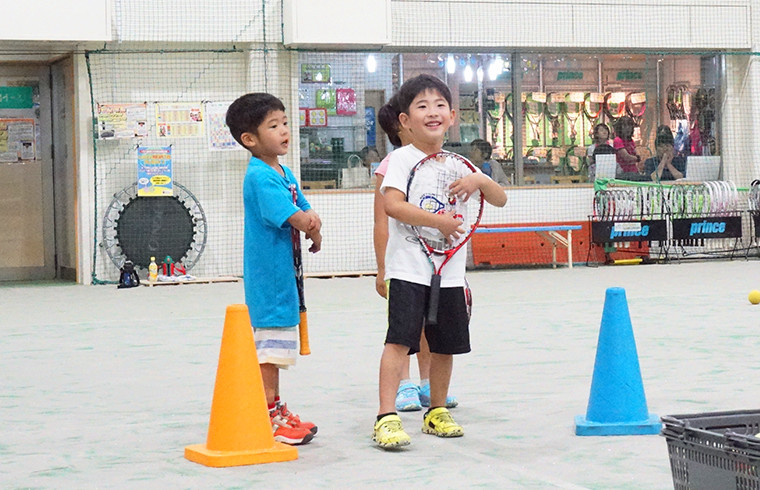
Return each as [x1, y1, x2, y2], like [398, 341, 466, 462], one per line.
[575, 287, 661, 436]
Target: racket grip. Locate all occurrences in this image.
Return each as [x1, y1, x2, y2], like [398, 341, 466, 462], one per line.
[426, 274, 442, 326]
[298, 311, 311, 355]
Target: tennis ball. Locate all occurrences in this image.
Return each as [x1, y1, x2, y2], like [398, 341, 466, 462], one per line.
[749, 290, 760, 305]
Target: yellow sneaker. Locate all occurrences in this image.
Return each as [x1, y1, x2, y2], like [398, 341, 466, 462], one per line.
[372, 414, 411, 448]
[422, 407, 463, 437]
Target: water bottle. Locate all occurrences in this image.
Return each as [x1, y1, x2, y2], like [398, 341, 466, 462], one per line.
[148, 256, 158, 284]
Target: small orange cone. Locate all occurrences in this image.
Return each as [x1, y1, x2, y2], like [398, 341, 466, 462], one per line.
[185, 304, 298, 467]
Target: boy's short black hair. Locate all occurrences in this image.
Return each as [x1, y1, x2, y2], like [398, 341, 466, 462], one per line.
[470, 138, 493, 159]
[226, 93, 286, 148]
[378, 94, 402, 147]
[396, 74, 452, 115]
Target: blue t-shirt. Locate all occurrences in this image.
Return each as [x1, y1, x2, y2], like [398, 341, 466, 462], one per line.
[243, 157, 311, 328]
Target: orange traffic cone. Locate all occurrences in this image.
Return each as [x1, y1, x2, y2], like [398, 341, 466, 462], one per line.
[185, 304, 298, 467]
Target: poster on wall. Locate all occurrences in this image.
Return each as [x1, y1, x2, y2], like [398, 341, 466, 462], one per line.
[155, 103, 204, 138]
[137, 146, 173, 197]
[204, 101, 237, 151]
[336, 88, 357, 115]
[0, 118, 35, 162]
[96, 103, 148, 139]
[307, 108, 327, 127]
[301, 63, 331, 83]
[365, 107, 376, 147]
[316, 89, 337, 115]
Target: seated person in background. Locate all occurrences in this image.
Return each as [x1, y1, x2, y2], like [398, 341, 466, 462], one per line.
[586, 123, 612, 168]
[644, 125, 685, 182]
[612, 116, 641, 174]
[469, 139, 511, 185]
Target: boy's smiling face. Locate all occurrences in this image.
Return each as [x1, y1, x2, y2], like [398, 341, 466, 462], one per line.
[399, 88, 454, 153]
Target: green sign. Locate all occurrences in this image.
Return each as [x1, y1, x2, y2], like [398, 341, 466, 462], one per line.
[557, 71, 583, 81]
[617, 71, 643, 81]
[301, 63, 331, 83]
[0, 86, 34, 109]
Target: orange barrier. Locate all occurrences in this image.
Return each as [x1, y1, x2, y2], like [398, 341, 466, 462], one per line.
[471, 221, 650, 267]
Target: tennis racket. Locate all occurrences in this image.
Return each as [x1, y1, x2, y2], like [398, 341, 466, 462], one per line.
[545, 93, 563, 146]
[565, 93, 584, 145]
[289, 184, 310, 356]
[405, 151, 484, 325]
[604, 92, 627, 123]
[626, 92, 647, 127]
[525, 97, 544, 146]
[486, 90, 506, 144]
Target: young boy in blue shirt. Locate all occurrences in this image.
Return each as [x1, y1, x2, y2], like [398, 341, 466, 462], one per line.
[226, 93, 322, 445]
[374, 75, 507, 448]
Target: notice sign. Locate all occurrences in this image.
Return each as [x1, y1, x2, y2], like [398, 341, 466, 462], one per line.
[96, 103, 148, 139]
[137, 146, 173, 197]
[156, 103, 204, 138]
[204, 101, 237, 151]
[0, 118, 36, 162]
[0, 86, 34, 109]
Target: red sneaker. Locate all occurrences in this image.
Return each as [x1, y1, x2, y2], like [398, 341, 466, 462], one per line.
[275, 402, 318, 435]
[270, 409, 313, 445]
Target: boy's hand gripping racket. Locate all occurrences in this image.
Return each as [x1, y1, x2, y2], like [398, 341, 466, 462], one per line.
[405, 151, 484, 325]
[289, 184, 310, 355]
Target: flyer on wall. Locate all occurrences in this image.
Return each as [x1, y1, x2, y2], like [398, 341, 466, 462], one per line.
[96, 103, 148, 139]
[155, 103, 204, 138]
[0, 118, 35, 162]
[137, 146, 173, 196]
[204, 101, 237, 151]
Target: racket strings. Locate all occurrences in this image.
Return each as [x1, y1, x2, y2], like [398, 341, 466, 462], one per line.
[407, 152, 484, 254]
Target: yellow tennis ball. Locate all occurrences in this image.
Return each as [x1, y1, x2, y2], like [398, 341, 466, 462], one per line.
[749, 290, 760, 305]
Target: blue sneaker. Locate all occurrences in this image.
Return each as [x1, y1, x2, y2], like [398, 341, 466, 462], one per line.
[395, 383, 422, 412]
[419, 384, 458, 409]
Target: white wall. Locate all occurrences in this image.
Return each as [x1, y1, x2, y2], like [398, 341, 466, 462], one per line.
[390, 0, 751, 50]
[1, 0, 110, 41]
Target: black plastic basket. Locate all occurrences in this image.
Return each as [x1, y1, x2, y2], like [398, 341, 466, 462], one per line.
[661, 410, 760, 489]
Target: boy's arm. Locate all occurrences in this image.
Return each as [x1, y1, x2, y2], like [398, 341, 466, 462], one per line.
[449, 173, 507, 207]
[306, 230, 321, 253]
[373, 176, 388, 298]
[287, 210, 321, 253]
[288, 210, 317, 234]
[384, 188, 465, 240]
[304, 209, 321, 234]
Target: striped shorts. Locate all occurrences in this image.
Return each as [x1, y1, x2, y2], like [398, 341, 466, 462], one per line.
[253, 326, 298, 369]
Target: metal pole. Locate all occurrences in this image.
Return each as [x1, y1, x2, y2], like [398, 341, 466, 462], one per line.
[512, 52, 524, 185]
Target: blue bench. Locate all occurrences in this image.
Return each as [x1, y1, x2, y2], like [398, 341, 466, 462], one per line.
[474, 225, 583, 269]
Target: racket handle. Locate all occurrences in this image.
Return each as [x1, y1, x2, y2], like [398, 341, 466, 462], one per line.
[298, 310, 311, 355]
[427, 274, 442, 326]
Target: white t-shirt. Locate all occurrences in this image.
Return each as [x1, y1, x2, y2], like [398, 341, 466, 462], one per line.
[380, 144, 469, 288]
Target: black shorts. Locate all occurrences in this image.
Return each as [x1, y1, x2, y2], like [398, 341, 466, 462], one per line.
[385, 278, 471, 355]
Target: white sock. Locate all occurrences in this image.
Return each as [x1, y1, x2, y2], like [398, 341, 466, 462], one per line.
[398, 378, 413, 388]
[419, 379, 430, 390]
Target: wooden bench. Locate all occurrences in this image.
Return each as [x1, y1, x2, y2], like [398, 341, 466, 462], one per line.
[551, 175, 585, 184]
[474, 225, 582, 268]
[302, 180, 336, 190]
